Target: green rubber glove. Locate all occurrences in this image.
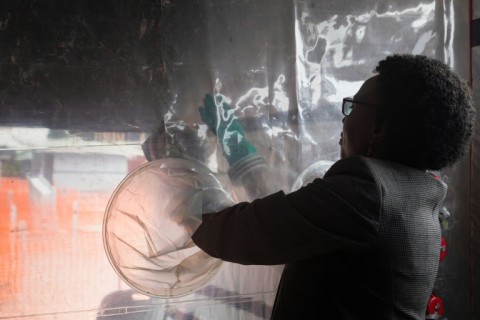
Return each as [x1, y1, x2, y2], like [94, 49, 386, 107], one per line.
[199, 94, 257, 166]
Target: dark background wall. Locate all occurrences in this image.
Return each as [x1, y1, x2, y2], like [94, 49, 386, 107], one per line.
[470, 1, 480, 319]
[0, 0, 181, 132]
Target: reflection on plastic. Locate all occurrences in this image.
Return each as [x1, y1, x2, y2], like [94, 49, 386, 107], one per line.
[103, 158, 234, 298]
[290, 160, 334, 192]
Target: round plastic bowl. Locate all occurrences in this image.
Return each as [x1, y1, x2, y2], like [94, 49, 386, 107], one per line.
[290, 160, 334, 192]
[103, 158, 234, 298]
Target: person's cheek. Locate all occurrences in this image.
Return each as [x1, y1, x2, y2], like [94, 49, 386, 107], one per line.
[341, 119, 353, 158]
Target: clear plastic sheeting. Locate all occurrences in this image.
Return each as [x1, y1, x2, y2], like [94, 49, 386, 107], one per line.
[290, 160, 334, 192]
[162, 0, 458, 193]
[0, 0, 473, 319]
[103, 158, 234, 298]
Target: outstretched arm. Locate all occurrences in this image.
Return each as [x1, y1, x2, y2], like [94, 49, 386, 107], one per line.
[199, 94, 282, 199]
[199, 93, 257, 166]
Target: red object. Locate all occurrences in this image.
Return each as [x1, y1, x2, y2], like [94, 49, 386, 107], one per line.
[426, 293, 444, 318]
[439, 237, 446, 262]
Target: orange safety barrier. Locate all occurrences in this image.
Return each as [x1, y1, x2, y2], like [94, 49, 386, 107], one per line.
[0, 177, 31, 302]
[0, 177, 112, 306]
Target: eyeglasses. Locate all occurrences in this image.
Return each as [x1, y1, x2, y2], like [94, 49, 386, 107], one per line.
[342, 97, 382, 116]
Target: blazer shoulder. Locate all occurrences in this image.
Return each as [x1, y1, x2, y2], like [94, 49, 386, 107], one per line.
[324, 156, 378, 181]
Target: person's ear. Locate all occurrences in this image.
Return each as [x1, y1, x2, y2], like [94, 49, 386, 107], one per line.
[371, 123, 385, 143]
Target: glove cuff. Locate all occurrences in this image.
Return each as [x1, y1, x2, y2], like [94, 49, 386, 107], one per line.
[228, 153, 268, 185]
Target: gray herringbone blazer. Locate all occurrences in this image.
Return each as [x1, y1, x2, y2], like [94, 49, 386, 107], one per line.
[192, 156, 447, 319]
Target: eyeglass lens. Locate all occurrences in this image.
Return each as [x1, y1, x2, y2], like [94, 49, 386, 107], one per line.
[343, 99, 354, 116]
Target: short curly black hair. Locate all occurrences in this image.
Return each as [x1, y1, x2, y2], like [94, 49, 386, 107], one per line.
[374, 54, 475, 170]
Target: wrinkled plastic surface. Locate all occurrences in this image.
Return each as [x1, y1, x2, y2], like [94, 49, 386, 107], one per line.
[199, 94, 258, 166]
[104, 158, 233, 297]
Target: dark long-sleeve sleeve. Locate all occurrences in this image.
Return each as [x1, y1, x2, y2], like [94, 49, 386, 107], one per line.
[191, 157, 383, 265]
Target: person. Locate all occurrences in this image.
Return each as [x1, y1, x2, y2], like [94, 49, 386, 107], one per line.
[191, 54, 476, 319]
[199, 93, 282, 200]
[141, 119, 214, 165]
[141, 111, 281, 202]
